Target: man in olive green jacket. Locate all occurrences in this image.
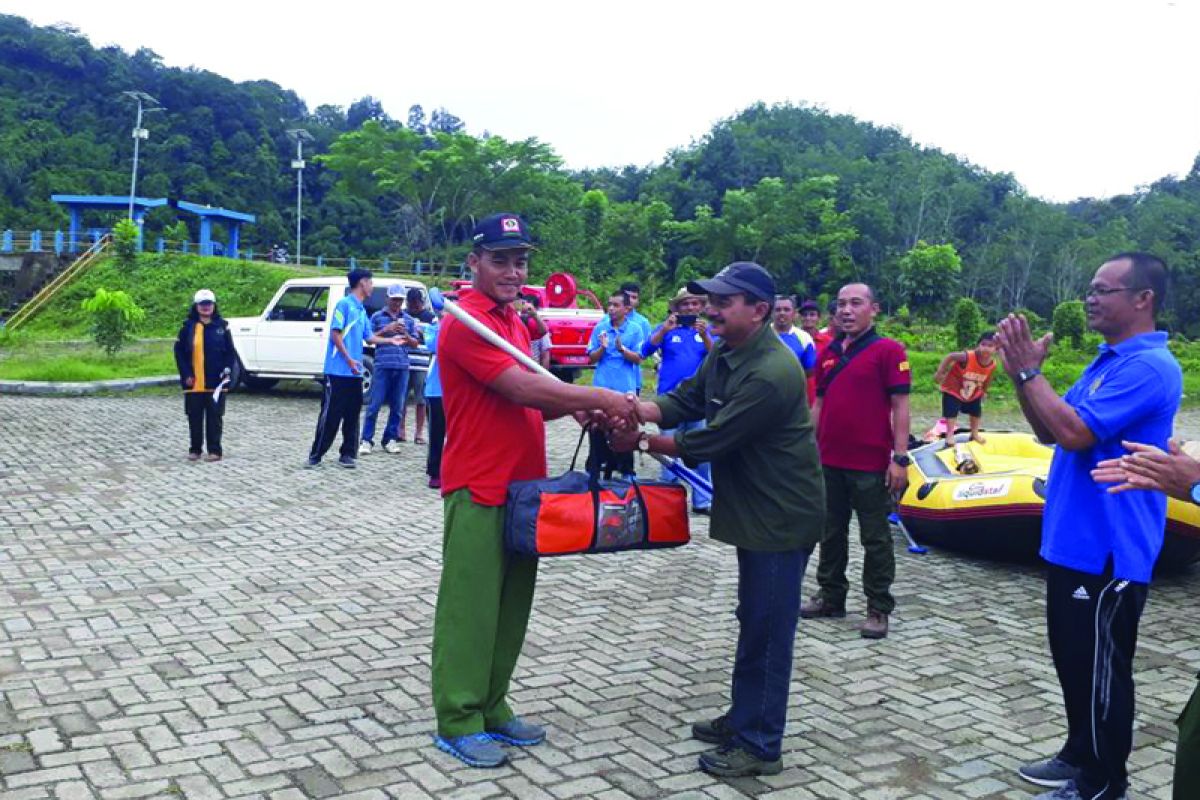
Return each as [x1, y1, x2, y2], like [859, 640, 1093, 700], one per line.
[611, 261, 825, 778]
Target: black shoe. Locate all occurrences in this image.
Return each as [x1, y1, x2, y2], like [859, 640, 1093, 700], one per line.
[338, 456, 357, 469]
[698, 744, 782, 777]
[691, 714, 732, 744]
[304, 457, 321, 469]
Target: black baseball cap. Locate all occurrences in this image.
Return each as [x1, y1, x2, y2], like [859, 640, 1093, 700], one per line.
[799, 300, 821, 314]
[688, 262, 775, 303]
[471, 213, 534, 251]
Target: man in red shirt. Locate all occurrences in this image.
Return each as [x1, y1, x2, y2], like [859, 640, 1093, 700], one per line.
[431, 213, 637, 769]
[801, 283, 911, 639]
[799, 300, 833, 405]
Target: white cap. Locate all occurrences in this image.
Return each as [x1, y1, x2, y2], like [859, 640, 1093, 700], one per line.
[387, 283, 407, 298]
[194, 289, 216, 304]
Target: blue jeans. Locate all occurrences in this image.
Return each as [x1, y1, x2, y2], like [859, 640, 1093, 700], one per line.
[659, 418, 712, 509]
[362, 366, 409, 445]
[727, 547, 809, 762]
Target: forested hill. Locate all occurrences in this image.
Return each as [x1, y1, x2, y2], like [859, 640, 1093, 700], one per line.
[3, 14, 1200, 333]
[0, 13, 453, 255]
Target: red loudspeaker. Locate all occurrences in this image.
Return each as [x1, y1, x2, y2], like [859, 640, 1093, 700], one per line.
[545, 272, 578, 308]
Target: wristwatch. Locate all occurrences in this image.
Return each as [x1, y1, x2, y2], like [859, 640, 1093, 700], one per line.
[637, 433, 652, 453]
[1016, 368, 1042, 387]
[1190, 481, 1200, 506]
[892, 453, 911, 467]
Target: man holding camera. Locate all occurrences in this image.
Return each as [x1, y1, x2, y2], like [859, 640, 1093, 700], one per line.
[643, 287, 715, 511]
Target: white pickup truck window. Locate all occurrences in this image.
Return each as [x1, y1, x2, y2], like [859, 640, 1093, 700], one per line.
[268, 287, 328, 322]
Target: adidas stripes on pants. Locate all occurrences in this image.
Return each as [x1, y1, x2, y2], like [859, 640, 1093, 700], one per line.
[1046, 562, 1149, 800]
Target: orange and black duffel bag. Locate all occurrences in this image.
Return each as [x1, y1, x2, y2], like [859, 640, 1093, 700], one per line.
[504, 429, 690, 557]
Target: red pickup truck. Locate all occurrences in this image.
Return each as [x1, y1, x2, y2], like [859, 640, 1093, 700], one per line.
[450, 272, 604, 380]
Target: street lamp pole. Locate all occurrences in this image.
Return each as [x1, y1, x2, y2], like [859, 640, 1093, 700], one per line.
[122, 91, 158, 221]
[287, 129, 314, 265]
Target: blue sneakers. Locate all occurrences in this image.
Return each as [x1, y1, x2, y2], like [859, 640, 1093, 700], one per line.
[433, 733, 507, 768]
[486, 717, 546, 746]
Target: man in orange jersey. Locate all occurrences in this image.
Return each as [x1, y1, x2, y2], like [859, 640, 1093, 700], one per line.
[932, 331, 998, 445]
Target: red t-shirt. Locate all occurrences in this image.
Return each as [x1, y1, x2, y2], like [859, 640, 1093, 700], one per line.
[805, 329, 835, 405]
[439, 288, 547, 506]
[814, 330, 911, 472]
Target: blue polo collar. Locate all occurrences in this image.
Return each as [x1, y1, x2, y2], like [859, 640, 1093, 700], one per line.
[1097, 331, 1168, 357]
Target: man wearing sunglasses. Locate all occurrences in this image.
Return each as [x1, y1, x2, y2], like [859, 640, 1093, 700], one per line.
[995, 253, 1181, 800]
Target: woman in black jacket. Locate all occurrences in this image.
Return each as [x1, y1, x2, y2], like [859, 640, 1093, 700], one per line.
[173, 289, 236, 461]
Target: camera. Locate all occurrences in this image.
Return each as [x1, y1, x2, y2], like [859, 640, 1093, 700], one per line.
[676, 314, 698, 327]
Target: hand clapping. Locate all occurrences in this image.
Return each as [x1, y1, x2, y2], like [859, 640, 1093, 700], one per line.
[994, 314, 1053, 378]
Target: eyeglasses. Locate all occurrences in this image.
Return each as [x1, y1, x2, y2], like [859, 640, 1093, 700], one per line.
[1084, 285, 1149, 299]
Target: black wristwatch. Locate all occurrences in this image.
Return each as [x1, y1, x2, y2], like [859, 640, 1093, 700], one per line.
[892, 453, 911, 467]
[1016, 368, 1042, 387]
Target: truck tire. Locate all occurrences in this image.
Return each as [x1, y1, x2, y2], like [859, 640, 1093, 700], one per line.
[360, 355, 375, 399]
[232, 357, 278, 392]
[551, 366, 579, 383]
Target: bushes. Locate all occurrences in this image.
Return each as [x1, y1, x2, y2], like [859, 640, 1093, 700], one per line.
[81, 288, 145, 356]
[22, 252, 320, 339]
[111, 218, 139, 268]
[1052, 301, 1087, 349]
[953, 297, 985, 348]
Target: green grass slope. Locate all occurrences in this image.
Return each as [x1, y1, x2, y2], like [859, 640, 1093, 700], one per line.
[14, 252, 340, 340]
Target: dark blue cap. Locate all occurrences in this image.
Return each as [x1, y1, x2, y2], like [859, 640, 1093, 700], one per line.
[471, 213, 534, 251]
[688, 262, 775, 303]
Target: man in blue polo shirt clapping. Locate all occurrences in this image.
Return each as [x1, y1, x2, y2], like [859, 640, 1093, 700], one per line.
[996, 252, 1181, 800]
[587, 289, 645, 478]
[643, 286, 714, 512]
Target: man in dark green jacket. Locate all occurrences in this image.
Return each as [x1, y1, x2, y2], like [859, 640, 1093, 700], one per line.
[611, 261, 824, 778]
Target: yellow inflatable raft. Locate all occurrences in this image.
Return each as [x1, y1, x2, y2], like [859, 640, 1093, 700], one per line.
[897, 432, 1200, 572]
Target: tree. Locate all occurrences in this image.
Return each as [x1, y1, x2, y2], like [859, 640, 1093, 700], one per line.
[429, 107, 465, 134]
[897, 241, 962, 318]
[111, 218, 139, 268]
[346, 96, 390, 130]
[1052, 300, 1087, 349]
[953, 297, 985, 348]
[81, 288, 145, 356]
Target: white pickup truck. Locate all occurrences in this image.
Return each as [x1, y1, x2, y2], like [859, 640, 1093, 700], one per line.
[227, 276, 429, 395]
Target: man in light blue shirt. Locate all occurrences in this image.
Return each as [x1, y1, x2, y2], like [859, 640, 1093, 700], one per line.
[771, 295, 816, 373]
[621, 281, 653, 393]
[307, 270, 406, 469]
[642, 286, 714, 511]
[997, 252, 1181, 800]
[587, 290, 645, 476]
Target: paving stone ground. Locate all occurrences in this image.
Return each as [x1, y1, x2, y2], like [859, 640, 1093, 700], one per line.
[1, 392, 1196, 800]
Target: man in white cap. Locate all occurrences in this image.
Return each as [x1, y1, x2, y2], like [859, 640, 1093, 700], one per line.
[360, 284, 419, 455]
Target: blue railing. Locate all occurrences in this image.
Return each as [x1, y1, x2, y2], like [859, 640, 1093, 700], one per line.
[1, 228, 466, 277]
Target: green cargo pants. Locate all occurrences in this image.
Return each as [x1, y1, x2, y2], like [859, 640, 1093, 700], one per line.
[814, 465, 896, 614]
[431, 489, 539, 737]
[1176, 676, 1200, 799]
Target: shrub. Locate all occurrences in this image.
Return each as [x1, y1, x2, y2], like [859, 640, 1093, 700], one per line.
[953, 297, 985, 349]
[112, 218, 140, 268]
[81, 288, 145, 356]
[1052, 300, 1087, 349]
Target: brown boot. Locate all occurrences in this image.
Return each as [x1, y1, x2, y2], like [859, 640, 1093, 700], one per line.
[860, 609, 889, 639]
[799, 597, 846, 619]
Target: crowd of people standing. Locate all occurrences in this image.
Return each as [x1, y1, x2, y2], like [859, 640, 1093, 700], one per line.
[172, 226, 1196, 797]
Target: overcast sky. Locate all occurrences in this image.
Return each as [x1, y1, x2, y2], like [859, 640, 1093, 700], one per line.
[7, 0, 1200, 202]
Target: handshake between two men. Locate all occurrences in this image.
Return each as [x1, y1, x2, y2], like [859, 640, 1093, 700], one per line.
[573, 392, 677, 458]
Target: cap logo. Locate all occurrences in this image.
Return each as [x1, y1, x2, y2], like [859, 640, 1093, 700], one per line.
[501, 217, 521, 234]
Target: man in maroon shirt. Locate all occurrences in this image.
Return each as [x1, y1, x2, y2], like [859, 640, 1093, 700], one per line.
[801, 283, 911, 639]
[431, 213, 638, 769]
